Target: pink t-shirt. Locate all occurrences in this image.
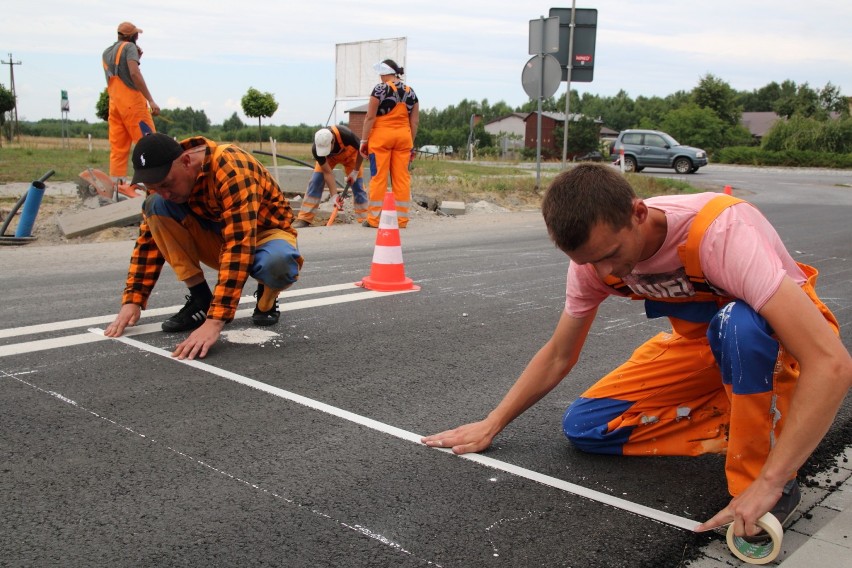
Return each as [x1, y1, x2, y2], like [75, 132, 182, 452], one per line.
[565, 193, 806, 318]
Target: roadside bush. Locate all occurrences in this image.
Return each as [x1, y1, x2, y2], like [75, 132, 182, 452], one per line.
[762, 115, 852, 153]
[715, 146, 852, 168]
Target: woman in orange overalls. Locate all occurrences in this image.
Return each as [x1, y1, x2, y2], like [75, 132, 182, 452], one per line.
[359, 60, 419, 228]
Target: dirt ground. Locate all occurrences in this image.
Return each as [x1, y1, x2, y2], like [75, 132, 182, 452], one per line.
[0, 181, 536, 247]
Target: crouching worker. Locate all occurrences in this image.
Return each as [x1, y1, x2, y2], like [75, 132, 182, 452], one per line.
[292, 125, 368, 228]
[104, 133, 304, 360]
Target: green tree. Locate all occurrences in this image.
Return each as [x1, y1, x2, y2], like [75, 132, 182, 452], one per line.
[817, 82, 849, 117]
[660, 104, 728, 151]
[241, 87, 278, 147]
[692, 73, 741, 126]
[0, 83, 15, 142]
[95, 88, 109, 121]
[222, 111, 244, 133]
[156, 107, 211, 136]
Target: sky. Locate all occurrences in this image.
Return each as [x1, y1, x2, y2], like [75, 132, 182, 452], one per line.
[2, 1, 850, 128]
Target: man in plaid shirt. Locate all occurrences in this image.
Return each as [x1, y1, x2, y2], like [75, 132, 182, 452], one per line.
[104, 133, 303, 360]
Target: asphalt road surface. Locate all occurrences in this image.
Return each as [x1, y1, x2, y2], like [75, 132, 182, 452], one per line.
[2, 167, 851, 567]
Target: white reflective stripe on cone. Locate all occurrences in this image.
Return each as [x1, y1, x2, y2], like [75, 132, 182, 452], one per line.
[371, 245, 404, 264]
[378, 213, 398, 228]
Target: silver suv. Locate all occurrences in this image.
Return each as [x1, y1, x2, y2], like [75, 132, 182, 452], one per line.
[611, 129, 708, 174]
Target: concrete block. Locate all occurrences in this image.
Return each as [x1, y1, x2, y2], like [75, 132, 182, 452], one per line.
[58, 198, 143, 238]
[440, 200, 466, 216]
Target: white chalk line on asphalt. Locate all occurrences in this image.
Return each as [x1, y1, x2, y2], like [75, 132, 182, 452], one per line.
[1, 368, 441, 568]
[91, 328, 701, 533]
[0, 285, 410, 358]
[0, 283, 359, 340]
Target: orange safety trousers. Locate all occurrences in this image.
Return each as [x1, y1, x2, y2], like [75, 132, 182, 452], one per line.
[297, 144, 367, 225]
[562, 264, 838, 496]
[143, 195, 302, 290]
[108, 76, 155, 178]
[367, 99, 412, 228]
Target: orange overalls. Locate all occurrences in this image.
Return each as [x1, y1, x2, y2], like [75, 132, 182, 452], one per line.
[561, 195, 840, 495]
[366, 82, 413, 228]
[297, 126, 368, 225]
[103, 41, 156, 178]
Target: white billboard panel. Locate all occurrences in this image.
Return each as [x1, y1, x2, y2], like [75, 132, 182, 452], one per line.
[335, 37, 407, 100]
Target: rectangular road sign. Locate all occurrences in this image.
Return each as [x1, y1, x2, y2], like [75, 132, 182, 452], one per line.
[529, 16, 561, 55]
[549, 7, 598, 82]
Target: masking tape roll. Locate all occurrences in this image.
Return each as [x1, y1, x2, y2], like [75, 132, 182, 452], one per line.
[726, 513, 783, 565]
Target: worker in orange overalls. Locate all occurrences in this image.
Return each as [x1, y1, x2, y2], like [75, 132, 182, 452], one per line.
[423, 164, 851, 543]
[292, 125, 368, 228]
[102, 21, 160, 182]
[359, 60, 419, 228]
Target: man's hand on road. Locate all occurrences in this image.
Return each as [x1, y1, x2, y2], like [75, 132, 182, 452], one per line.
[104, 303, 142, 337]
[421, 419, 499, 455]
[172, 318, 225, 360]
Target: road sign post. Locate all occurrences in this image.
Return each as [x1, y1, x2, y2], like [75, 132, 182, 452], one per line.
[526, 16, 562, 188]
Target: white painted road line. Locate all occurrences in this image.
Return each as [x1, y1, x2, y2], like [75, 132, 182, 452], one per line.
[0, 282, 361, 340]
[93, 329, 700, 533]
[0, 286, 412, 358]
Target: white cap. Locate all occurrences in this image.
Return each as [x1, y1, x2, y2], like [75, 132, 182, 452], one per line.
[373, 61, 397, 76]
[314, 128, 334, 157]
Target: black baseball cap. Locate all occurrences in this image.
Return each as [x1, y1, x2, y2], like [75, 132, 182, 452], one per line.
[131, 133, 184, 185]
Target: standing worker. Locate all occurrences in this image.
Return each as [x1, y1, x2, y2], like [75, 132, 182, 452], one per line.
[359, 60, 419, 228]
[292, 125, 368, 228]
[102, 21, 160, 184]
[104, 133, 304, 361]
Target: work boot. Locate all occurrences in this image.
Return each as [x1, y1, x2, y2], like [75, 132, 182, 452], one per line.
[741, 479, 801, 543]
[292, 219, 310, 229]
[252, 284, 280, 326]
[162, 295, 208, 332]
[362, 220, 376, 228]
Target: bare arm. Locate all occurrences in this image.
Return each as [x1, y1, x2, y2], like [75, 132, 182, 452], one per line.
[359, 97, 379, 157]
[422, 309, 597, 454]
[698, 276, 852, 535]
[127, 59, 160, 116]
[408, 102, 419, 143]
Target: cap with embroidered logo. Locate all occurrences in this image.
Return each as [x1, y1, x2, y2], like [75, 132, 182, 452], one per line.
[131, 133, 183, 185]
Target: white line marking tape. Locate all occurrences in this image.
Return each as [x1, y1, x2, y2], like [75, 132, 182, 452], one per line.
[0, 283, 360, 340]
[90, 328, 700, 532]
[0, 287, 411, 358]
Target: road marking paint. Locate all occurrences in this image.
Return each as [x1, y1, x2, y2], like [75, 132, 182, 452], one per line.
[93, 329, 700, 532]
[0, 283, 360, 340]
[0, 286, 412, 358]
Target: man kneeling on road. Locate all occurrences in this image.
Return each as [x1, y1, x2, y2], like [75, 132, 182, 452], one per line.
[423, 163, 852, 541]
[104, 133, 304, 360]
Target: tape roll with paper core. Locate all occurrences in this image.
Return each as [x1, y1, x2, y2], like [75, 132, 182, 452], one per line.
[725, 512, 783, 564]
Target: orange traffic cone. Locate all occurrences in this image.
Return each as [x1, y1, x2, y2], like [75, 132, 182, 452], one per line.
[724, 185, 732, 195]
[356, 191, 420, 292]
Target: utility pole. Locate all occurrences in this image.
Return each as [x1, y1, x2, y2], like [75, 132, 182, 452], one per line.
[2, 53, 22, 141]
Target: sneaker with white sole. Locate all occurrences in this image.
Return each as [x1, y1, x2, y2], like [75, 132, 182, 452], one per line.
[162, 295, 208, 332]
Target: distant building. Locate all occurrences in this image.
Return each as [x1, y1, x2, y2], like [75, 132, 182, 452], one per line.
[344, 104, 369, 138]
[740, 112, 783, 142]
[484, 113, 527, 155]
[523, 112, 604, 155]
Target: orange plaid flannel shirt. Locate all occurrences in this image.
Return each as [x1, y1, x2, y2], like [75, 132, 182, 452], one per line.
[122, 137, 296, 321]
